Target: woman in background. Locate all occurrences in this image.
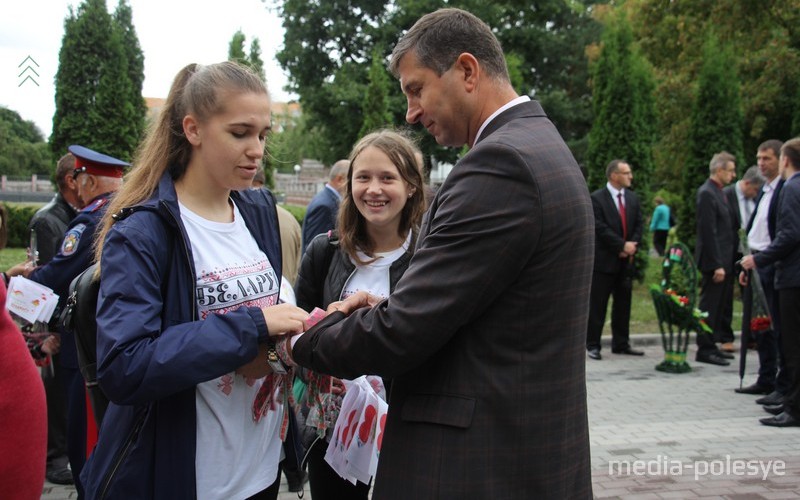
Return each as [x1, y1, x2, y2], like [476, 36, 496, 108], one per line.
[649, 196, 671, 256]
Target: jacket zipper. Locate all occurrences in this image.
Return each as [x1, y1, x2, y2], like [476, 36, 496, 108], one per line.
[98, 408, 147, 499]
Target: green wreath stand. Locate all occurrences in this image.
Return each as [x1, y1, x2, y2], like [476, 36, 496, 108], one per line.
[650, 242, 712, 373]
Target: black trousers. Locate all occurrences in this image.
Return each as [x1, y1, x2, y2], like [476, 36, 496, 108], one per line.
[779, 288, 800, 418]
[44, 353, 69, 469]
[652, 230, 668, 257]
[697, 271, 734, 353]
[586, 269, 633, 351]
[307, 438, 371, 500]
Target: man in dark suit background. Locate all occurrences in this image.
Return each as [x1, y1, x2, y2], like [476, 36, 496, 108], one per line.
[300, 160, 348, 252]
[695, 151, 738, 366]
[288, 8, 594, 498]
[586, 159, 644, 360]
[721, 165, 764, 353]
[737, 139, 789, 402]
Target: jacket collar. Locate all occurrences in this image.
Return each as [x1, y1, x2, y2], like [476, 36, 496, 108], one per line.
[474, 100, 546, 147]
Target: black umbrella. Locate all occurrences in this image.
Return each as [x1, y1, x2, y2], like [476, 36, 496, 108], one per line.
[738, 264, 772, 388]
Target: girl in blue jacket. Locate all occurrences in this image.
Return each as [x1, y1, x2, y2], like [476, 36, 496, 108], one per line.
[81, 62, 308, 500]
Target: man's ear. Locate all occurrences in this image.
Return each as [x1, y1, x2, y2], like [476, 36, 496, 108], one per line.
[455, 53, 480, 92]
[184, 115, 201, 146]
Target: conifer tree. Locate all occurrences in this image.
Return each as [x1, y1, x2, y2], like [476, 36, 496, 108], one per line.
[113, 0, 147, 150]
[228, 30, 248, 66]
[50, 0, 142, 161]
[249, 38, 266, 82]
[677, 33, 743, 248]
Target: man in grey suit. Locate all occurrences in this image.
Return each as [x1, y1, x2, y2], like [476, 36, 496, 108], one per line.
[695, 151, 738, 366]
[586, 159, 644, 360]
[287, 8, 594, 498]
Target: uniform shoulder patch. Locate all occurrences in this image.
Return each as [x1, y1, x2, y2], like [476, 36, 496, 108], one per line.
[61, 223, 87, 256]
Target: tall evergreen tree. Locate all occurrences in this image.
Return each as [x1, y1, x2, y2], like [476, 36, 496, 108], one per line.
[677, 33, 743, 248]
[249, 38, 266, 82]
[358, 48, 393, 138]
[50, 0, 141, 161]
[228, 30, 248, 66]
[113, 0, 146, 151]
[586, 14, 656, 195]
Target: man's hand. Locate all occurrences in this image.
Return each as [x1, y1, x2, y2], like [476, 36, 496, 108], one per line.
[6, 261, 35, 279]
[326, 290, 381, 315]
[740, 255, 756, 271]
[739, 270, 749, 287]
[712, 267, 726, 283]
[622, 241, 638, 257]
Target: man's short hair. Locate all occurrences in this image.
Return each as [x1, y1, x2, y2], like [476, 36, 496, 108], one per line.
[55, 153, 76, 191]
[389, 8, 509, 82]
[758, 139, 783, 158]
[741, 165, 764, 186]
[329, 159, 349, 181]
[605, 159, 627, 179]
[709, 151, 736, 175]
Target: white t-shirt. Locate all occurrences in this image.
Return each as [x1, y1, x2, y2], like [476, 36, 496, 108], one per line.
[340, 232, 411, 301]
[180, 200, 283, 500]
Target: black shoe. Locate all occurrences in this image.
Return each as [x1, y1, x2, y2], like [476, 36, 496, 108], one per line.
[587, 348, 602, 360]
[760, 411, 800, 427]
[756, 391, 784, 406]
[763, 404, 784, 416]
[716, 349, 735, 359]
[284, 469, 308, 493]
[735, 383, 773, 395]
[46, 467, 74, 485]
[695, 351, 730, 366]
[612, 347, 644, 356]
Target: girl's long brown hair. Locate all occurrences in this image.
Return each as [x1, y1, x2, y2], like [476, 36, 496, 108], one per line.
[93, 62, 268, 270]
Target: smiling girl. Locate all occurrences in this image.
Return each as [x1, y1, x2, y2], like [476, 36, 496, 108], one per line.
[293, 129, 427, 499]
[81, 62, 308, 500]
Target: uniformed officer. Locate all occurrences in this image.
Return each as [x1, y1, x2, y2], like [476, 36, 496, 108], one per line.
[3, 144, 127, 495]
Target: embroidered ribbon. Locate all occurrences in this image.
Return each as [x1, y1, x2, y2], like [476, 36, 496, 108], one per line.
[252, 368, 295, 440]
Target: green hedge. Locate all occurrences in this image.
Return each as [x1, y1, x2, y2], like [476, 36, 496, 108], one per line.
[2, 203, 39, 248]
[280, 204, 305, 226]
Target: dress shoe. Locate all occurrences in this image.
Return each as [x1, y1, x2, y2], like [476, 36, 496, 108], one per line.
[756, 391, 784, 406]
[763, 404, 784, 416]
[695, 351, 730, 366]
[612, 347, 644, 356]
[759, 411, 800, 427]
[717, 350, 735, 359]
[46, 467, 74, 485]
[720, 342, 735, 352]
[587, 348, 602, 360]
[735, 383, 774, 395]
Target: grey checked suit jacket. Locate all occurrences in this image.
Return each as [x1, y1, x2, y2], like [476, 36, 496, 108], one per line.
[293, 100, 594, 499]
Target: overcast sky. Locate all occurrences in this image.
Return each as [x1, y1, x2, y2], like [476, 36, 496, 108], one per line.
[0, 0, 296, 140]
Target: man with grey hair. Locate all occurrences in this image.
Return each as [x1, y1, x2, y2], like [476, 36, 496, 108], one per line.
[290, 7, 593, 498]
[719, 165, 765, 352]
[695, 151, 738, 365]
[301, 159, 348, 252]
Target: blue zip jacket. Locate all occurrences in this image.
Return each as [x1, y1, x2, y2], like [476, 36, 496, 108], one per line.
[80, 173, 282, 499]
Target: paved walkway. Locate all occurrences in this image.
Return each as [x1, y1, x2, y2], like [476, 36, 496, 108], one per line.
[42, 335, 800, 499]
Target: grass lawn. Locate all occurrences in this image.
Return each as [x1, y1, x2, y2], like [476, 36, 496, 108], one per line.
[627, 254, 742, 335]
[0, 248, 28, 271]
